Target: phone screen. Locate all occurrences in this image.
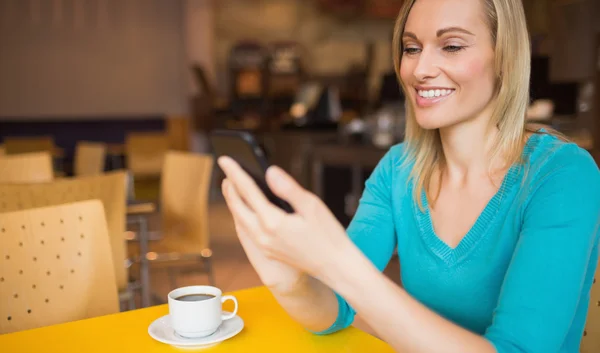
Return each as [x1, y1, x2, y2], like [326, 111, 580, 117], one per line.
[210, 132, 267, 177]
[210, 130, 294, 213]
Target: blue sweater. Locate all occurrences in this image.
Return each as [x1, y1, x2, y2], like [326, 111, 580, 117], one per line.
[319, 132, 600, 352]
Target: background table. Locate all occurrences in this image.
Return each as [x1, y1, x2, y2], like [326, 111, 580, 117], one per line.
[1, 286, 394, 352]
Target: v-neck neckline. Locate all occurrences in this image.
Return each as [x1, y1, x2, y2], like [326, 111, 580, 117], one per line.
[412, 133, 540, 265]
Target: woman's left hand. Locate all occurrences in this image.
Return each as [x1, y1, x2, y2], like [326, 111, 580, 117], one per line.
[217, 156, 353, 280]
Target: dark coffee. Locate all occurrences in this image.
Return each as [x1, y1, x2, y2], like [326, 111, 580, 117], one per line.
[175, 293, 216, 302]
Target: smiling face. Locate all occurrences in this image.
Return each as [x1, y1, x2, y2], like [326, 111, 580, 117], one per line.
[399, 0, 497, 130]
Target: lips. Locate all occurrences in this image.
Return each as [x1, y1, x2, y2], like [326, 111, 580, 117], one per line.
[413, 87, 455, 108]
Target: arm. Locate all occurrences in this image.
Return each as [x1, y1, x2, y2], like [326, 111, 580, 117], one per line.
[218, 147, 398, 333]
[484, 147, 600, 352]
[267, 275, 340, 333]
[318, 146, 600, 352]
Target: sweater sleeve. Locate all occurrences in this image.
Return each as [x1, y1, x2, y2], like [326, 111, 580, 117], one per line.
[484, 145, 600, 352]
[313, 145, 399, 335]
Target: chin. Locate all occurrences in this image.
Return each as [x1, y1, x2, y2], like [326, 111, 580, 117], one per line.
[414, 113, 453, 130]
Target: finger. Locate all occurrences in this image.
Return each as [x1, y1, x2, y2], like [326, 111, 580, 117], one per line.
[221, 178, 271, 245]
[218, 156, 286, 227]
[218, 156, 274, 210]
[222, 180, 265, 249]
[265, 165, 321, 216]
[221, 179, 242, 224]
[222, 178, 248, 216]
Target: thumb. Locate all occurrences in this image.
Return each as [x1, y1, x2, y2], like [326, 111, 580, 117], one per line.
[266, 165, 318, 215]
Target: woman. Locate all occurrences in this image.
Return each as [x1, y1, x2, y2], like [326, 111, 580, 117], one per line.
[218, 0, 600, 352]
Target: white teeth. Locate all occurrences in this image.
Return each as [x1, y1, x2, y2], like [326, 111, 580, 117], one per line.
[417, 89, 454, 99]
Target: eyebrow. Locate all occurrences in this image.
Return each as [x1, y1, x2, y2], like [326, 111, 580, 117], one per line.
[436, 27, 475, 37]
[402, 27, 475, 40]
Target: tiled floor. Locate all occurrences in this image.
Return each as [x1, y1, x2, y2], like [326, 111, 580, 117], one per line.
[131, 199, 401, 338]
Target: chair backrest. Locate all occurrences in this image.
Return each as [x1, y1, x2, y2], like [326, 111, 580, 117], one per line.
[0, 152, 54, 183]
[0, 171, 128, 290]
[125, 132, 169, 178]
[3, 136, 55, 155]
[581, 259, 600, 352]
[161, 151, 213, 250]
[74, 141, 107, 176]
[0, 200, 119, 334]
[166, 116, 191, 151]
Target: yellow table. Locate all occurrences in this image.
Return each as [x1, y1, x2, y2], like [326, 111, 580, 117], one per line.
[1, 286, 393, 352]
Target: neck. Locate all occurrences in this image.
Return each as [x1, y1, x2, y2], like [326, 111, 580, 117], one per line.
[438, 114, 499, 183]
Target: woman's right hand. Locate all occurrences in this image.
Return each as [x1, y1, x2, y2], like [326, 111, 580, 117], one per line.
[219, 166, 340, 333]
[222, 178, 307, 295]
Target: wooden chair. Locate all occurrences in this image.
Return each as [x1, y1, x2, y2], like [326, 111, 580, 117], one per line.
[3, 137, 65, 176]
[166, 116, 191, 152]
[0, 152, 54, 183]
[0, 200, 119, 334]
[125, 132, 169, 179]
[0, 171, 130, 304]
[581, 259, 600, 352]
[130, 151, 214, 289]
[0, 144, 5, 155]
[3, 136, 55, 155]
[125, 132, 169, 200]
[74, 141, 107, 176]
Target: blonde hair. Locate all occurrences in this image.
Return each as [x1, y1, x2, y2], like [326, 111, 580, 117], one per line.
[392, 0, 533, 209]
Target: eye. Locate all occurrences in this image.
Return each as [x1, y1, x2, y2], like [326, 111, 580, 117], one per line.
[403, 47, 421, 55]
[443, 45, 465, 53]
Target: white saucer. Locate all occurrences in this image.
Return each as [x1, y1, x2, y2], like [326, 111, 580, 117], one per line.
[148, 311, 244, 350]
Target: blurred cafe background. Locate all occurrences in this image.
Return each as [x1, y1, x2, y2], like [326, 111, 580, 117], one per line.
[0, 0, 599, 344]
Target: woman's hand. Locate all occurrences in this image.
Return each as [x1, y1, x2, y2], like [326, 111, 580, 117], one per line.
[221, 178, 305, 295]
[218, 156, 353, 285]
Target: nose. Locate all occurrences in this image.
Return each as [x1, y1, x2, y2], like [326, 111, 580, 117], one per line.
[412, 48, 440, 82]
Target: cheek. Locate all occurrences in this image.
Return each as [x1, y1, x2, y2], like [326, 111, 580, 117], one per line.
[452, 57, 495, 91]
[399, 59, 413, 85]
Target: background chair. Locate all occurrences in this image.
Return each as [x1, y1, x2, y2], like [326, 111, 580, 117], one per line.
[0, 144, 5, 155]
[0, 171, 130, 307]
[125, 132, 169, 200]
[3, 136, 55, 155]
[0, 152, 54, 183]
[130, 151, 214, 290]
[125, 132, 169, 179]
[0, 200, 119, 334]
[581, 259, 600, 352]
[3, 137, 65, 176]
[74, 141, 107, 176]
[166, 116, 191, 152]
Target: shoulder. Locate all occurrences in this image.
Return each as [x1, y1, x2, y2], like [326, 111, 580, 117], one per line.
[381, 142, 411, 170]
[526, 133, 600, 186]
[372, 142, 412, 180]
[522, 132, 600, 208]
[365, 143, 412, 197]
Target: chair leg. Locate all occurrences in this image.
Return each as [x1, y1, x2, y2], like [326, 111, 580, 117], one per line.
[119, 288, 136, 312]
[202, 256, 215, 286]
[128, 290, 136, 310]
[167, 267, 178, 290]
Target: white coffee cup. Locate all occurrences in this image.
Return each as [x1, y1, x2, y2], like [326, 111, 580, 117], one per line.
[168, 285, 238, 338]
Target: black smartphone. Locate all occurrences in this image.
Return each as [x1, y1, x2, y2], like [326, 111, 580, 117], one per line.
[209, 129, 294, 213]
